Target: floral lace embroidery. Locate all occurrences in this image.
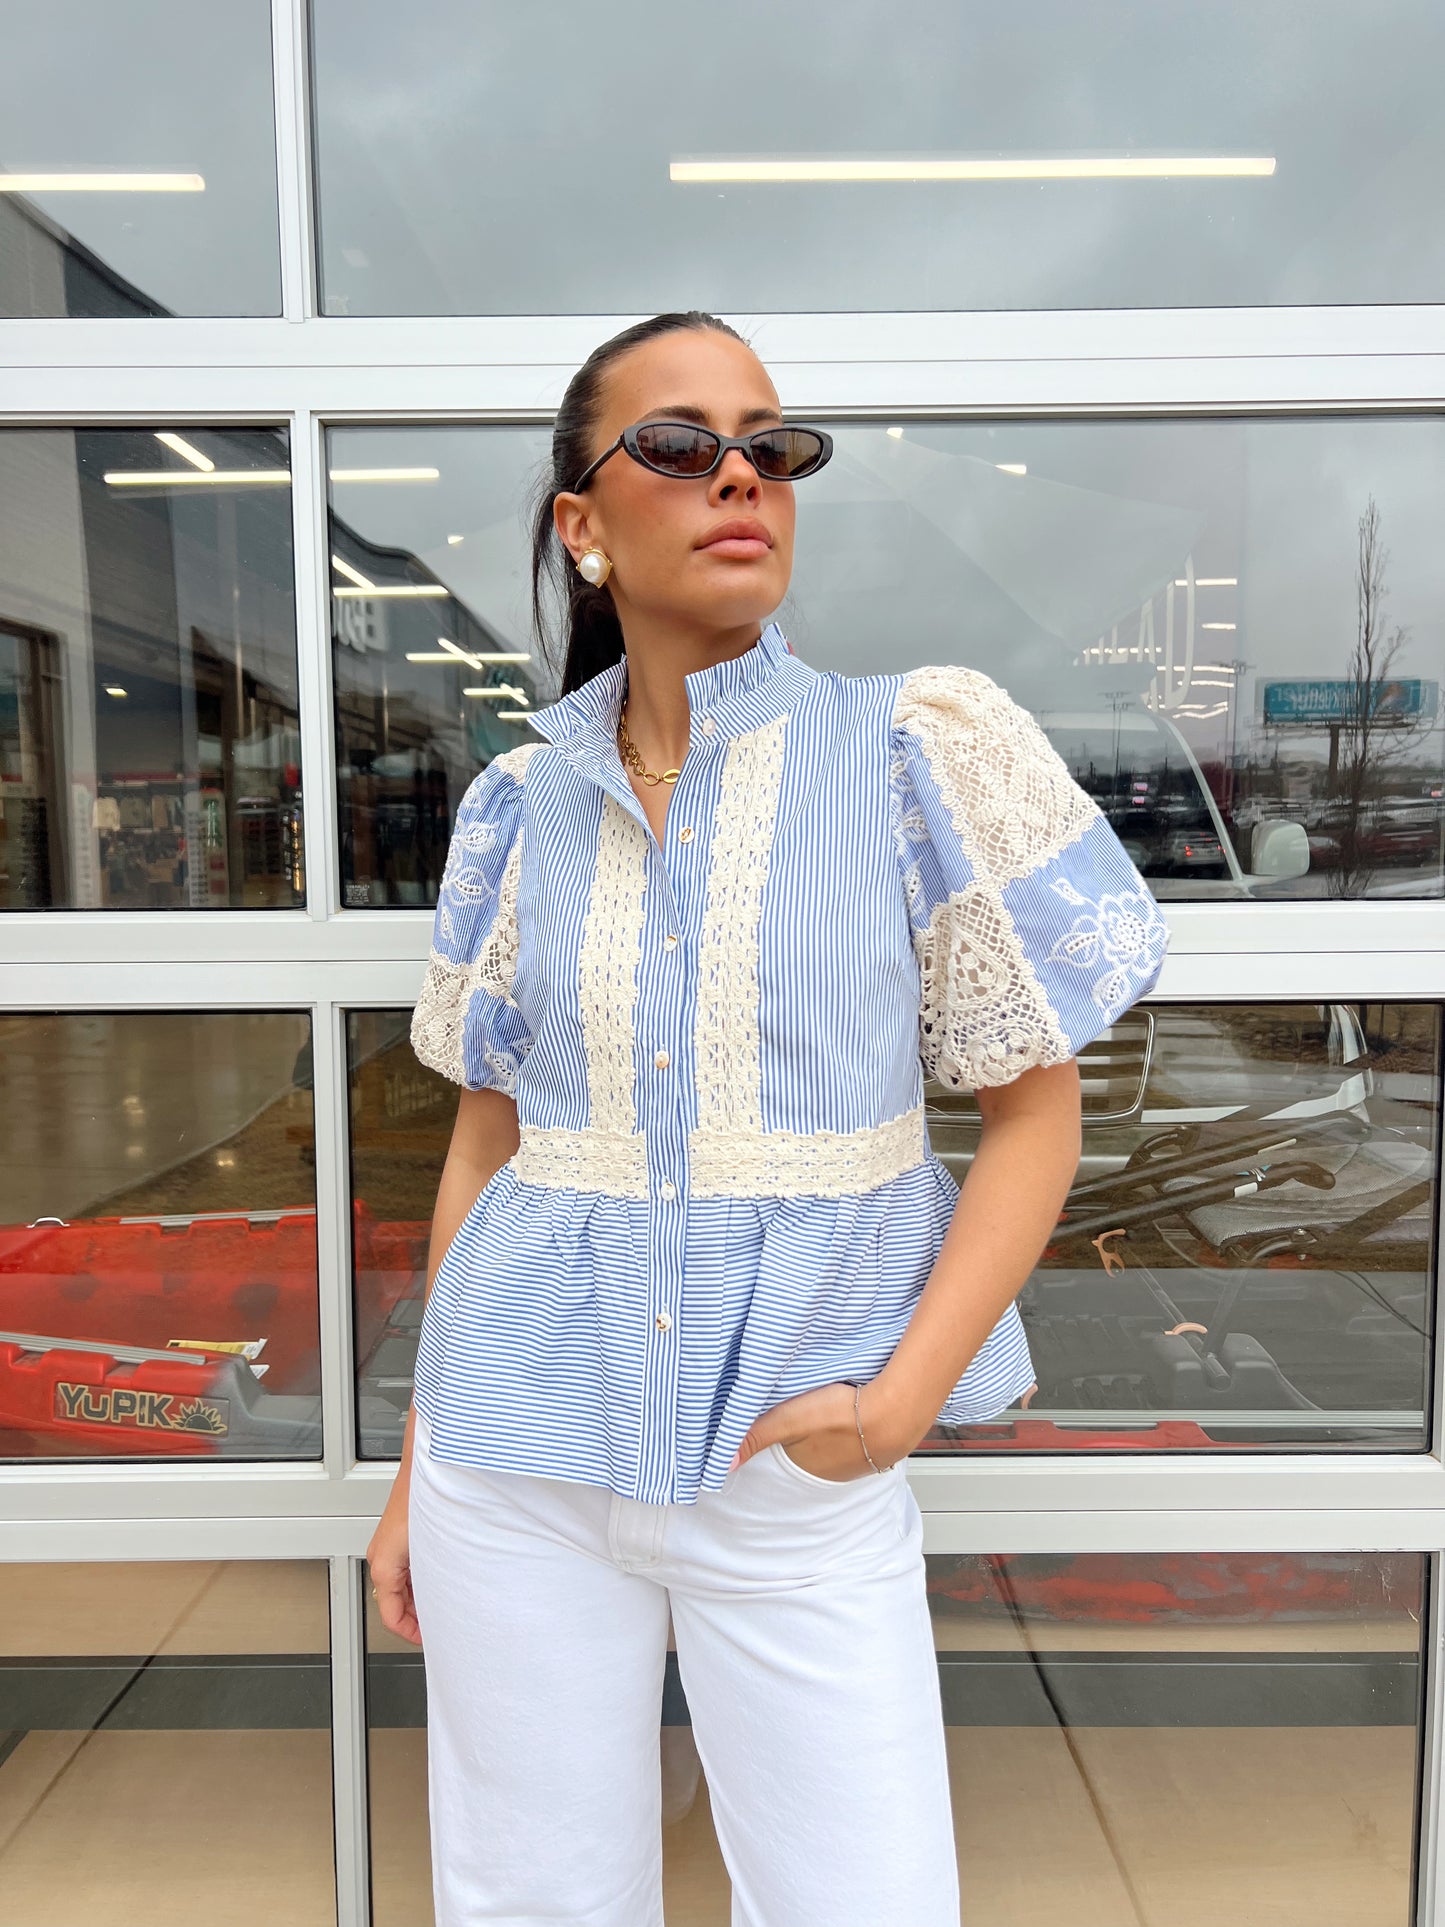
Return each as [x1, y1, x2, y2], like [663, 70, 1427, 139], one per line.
[1047, 875, 1170, 1017]
[693, 714, 788, 1136]
[914, 882, 1074, 1091]
[577, 791, 649, 1135]
[893, 665, 1098, 886]
[688, 1105, 926, 1199]
[514, 1124, 648, 1198]
[410, 744, 540, 1087]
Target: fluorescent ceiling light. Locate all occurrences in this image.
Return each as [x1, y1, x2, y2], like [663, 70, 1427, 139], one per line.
[1201, 621, 1238, 630]
[671, 155, 1276, 184]
[0, 171, 204, 192]
[333, 583, 448, 598]
[407, 650, 532, 664]
[498, 711, 538, 724]
[103, 469, 290, 485]
[447, 534, 465, 544]
[464, 685, 528, 702]
[331, 555, 375, 591]
[886, 426, 905, 439]
[995, 462, 1027, 475]
[328, 467, 440, 482]
[436, 637, 485, 672]
[103, 685, 127, 697]
[154, 432, 214, 472]
[1175, 576, 1237, 586]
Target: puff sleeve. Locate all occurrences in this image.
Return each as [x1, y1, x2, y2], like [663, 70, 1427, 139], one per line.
[889, 665, 1170, 1092]
[409, 744, 539, 1093]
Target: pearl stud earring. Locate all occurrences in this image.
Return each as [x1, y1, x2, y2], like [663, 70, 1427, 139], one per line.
[577, 547, 612, 587]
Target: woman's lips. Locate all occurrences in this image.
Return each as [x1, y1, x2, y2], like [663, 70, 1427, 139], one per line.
[697, 519, 772, 560]
[699, 536, 771, 559]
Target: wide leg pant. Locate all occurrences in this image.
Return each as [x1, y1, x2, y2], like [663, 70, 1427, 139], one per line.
[407, 1407, 960, 1926]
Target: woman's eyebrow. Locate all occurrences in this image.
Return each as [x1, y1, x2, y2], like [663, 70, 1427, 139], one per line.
[638, 403, 785, 427]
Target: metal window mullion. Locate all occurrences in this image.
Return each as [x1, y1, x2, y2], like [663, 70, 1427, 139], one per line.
[293, 407, 342, 918]
[329, 1554, 372, 1927]
[311, 998, 359, 1477]
[272, 0, 318, 322]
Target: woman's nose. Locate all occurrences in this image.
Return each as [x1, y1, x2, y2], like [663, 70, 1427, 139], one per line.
[711, 449, 762, 503]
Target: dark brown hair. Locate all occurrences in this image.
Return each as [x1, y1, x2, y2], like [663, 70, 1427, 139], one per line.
[529, 311, 749, 695]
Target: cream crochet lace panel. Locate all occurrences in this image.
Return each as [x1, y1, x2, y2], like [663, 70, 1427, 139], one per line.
[913, 884, 1074, 1091]
[892, 668, 1094, 1091]
[514, 1123, 648, 1198]
[691, 713, 788, 1138]
[409, 744, 541, 1088]
[689, 1104, 927, 1200]
[893, 664, 1098, 887]
[576, 790, 650, 1135]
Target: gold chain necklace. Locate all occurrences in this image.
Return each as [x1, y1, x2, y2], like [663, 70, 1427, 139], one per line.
[617, 708, 681, 787]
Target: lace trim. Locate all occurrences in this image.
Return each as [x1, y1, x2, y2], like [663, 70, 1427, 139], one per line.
[688, 1106, 927, 1199]
[893, 665, 1098, 886]
[577, 793, 649, 1134]
[915, 884, 1074, 1090]
[410, 747, 540, 1087]
[514, 1124, 648, 1198]
[693, 714, 788, 1133]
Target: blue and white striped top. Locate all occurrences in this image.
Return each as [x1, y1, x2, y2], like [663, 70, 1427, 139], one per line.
[410, 619, 1170, 1504]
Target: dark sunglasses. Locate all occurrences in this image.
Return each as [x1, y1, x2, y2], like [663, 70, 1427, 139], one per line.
[570, 420, 833, 493]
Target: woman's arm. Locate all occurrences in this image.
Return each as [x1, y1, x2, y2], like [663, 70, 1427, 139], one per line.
[734, 1059, 1082, 1476]
[865, 1058, 1081, 1453]
[367, 1085, 520, 1641]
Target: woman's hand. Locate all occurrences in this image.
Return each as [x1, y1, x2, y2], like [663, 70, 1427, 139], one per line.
[367, 1486, 421, 1646]
[728, 1374, 936, 1482]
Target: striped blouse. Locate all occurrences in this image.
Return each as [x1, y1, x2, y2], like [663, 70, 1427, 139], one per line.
[409, 619, 1170, 1504]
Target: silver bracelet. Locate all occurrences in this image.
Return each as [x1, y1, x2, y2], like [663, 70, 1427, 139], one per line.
[844, 1379, 887, 1473]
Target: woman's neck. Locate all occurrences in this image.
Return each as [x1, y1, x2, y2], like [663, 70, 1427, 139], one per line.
[617, 615, 763, 770]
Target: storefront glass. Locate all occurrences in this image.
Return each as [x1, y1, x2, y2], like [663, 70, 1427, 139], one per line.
[328, 416, 1445, 908]
[0, 1011, 321, 1462]
[347, 1001, 1438, 1459]
[0, 428, 302, 911]
[0, 1561, 336, 1925]
[0, 1, 282, 319]
[364, 1549, 1425, 1927]
[310, 0, 1445, 316]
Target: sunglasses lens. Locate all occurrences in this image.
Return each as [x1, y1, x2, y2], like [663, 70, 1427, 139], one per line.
[633, 423, 720, 475]
[751, 428, 828, 478]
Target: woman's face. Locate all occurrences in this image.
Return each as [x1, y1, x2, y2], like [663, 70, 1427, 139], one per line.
[554, 328, 795, 640]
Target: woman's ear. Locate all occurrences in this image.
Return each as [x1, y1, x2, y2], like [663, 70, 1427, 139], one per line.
[552, 490, 597, 569]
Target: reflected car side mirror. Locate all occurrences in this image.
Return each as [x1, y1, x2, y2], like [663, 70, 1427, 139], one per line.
[1250, 818, 1311, 879]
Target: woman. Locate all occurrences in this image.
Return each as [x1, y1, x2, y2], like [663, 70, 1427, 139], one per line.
[368, 310, 1170, 1924]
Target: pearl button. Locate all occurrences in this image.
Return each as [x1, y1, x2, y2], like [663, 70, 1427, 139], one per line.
[654, 1049, 670, 1069]
[662, 933, 678, 952]
[659, 1179, 677, 1201]
[654, 1309, 673, 1331]
[701, 717, 716, 737]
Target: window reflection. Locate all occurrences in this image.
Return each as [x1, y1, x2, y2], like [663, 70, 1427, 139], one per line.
[353, 1002, 1438, 1457]
[932, 1003, 1438, 1451]
[0, 429, 302, 910]
[311, 0, 1445, 315]
[0, 1562, 336, 1923]
[330, 417, 1444, 906]
[327, 426, 549, 907]
[1, 1, 280, 319]
[0, 1012, 321, 1461]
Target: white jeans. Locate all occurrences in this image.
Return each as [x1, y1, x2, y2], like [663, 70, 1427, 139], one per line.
[408, 1407, 960, 1927]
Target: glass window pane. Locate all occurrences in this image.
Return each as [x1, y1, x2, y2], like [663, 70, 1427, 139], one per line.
[933, 1001, 1438, 1453]
[327, 426, 547, 907]
[350, 1002, 1438, 1458]
[311, 0, 1445, 315]
[0, 1012, 322, 1461]
[0, 428, 302, 910]
[365, 1551, 1426, 1926]
[0, 1562, 335, 1923]
[330, 417, 1444, 906]
[1, 1, 281, 319]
